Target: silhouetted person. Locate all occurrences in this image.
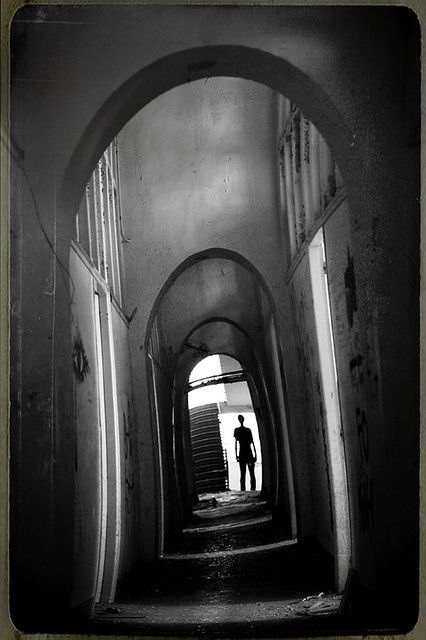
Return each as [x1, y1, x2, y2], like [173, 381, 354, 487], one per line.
[234, 414, 257, 491]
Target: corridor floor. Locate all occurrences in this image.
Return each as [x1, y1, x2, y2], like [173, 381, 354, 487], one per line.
[92, 491, 344, 636]
[170, 491, 287, 554]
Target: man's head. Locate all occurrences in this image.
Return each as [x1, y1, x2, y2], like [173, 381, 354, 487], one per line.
[238, 414, 244, 425]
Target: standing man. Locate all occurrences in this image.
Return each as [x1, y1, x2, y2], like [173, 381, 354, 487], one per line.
[234, 414, 257, 491]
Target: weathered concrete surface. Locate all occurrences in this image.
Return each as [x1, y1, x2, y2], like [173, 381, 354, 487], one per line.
[93, 594, 342, 636]
[93, 533, 339, 636]
[174, 491, 286, 554]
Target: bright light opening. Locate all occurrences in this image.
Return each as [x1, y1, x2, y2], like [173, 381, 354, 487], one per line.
[188, 355, 262, 492]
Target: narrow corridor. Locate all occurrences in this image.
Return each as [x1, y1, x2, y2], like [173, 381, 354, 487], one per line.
[8, 5, 420, 637]
[171, 491, 286, 553]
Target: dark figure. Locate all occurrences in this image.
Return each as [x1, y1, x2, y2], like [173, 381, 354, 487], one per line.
[234, 414, 257, 491]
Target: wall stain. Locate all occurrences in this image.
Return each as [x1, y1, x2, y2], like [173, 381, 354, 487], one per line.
[316, 371, 335, 533]
[291, 288, 312, 413]
[355, 407, 374, 533]
[349, 353, 364, 391]
[344, 247, 358, 328]
[371, 215, 379, 246]
[124, 399, 135, 516]
[303, 114, 310, 163]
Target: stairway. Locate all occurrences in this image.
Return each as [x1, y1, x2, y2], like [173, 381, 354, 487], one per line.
[189, 403, 228, 493]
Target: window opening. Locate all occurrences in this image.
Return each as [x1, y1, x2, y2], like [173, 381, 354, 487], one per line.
[278, 96, 344, 261]
[74, 138, 124, 306]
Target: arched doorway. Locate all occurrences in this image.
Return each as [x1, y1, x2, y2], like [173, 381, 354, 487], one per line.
[144, 249, 298, 557]
[187, 354, 263, 494]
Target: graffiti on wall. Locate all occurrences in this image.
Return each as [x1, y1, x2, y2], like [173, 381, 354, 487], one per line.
[123, 399, 135, 516]
[72, 331, 90, 382]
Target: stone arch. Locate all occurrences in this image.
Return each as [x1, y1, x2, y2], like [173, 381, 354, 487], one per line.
[145, 247, 278, 354]
[176, 323, 278, 515]
[59, 44, 356, 221]
[145, 250, 297, 550]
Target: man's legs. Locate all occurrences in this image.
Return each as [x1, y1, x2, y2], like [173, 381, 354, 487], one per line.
[248, 462, 256, 491]
[239, 460, 247, 491]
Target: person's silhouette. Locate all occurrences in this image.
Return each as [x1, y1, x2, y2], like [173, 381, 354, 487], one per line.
[234, 414, 257, 491]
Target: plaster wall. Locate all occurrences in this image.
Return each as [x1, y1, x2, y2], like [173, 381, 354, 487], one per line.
[150, 357, 180, 550]
[223, 381, 251, 408]
[324, 196, 419, 616]
[290, 253, 336, 557]
[116, 80, 301, 555]
[157, 259, 265, 355]
[66, 248, 139, 610]
[110, 305, 140, 586]
[117, 78, 288, 354]
[219, 355, 252, 409]
[69, 247, 101, 610]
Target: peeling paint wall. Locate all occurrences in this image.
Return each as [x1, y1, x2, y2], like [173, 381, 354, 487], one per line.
[69, 247, 102, 610]
[324, 202, 370, 560]
[324, 188, 419, 615]
[68, 247, 139, 608]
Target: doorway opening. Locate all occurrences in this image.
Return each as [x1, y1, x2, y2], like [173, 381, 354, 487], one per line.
[308, 227, 351, 591]
[187, 354, 263, 495]
[164, 353, 294, 557]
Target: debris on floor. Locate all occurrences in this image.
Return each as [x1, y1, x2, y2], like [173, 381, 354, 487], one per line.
[99, 606, 122, 615]
[93, 492, 341, 634]
[294, 593, 341, 616]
